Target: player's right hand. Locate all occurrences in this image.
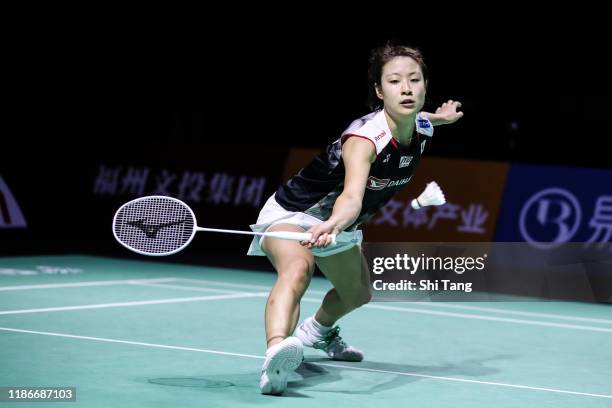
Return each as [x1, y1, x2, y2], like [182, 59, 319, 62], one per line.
[301, 221, 340, 249]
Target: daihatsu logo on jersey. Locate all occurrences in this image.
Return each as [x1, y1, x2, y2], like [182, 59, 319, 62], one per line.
[366, 176, 411, 190]
[0, 176, 27, 228]
[387, 177, 411, 187]
[366, 177, 390, 190]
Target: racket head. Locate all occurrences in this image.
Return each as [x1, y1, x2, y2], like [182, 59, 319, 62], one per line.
[112, 195, 197, 256]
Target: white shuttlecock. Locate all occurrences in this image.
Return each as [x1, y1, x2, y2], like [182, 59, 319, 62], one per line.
[411, 181, 446, 209]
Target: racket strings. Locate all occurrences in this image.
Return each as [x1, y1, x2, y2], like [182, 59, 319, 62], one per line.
[114, 197, 195, 255]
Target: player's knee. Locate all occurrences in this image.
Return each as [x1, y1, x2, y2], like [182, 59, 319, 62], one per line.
[279, 258, 313, 288]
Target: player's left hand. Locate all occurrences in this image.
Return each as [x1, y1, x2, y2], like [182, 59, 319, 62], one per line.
[431, 100, 464, 125]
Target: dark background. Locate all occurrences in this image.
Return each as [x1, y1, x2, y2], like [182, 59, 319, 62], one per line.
[7, 22, 610, 169]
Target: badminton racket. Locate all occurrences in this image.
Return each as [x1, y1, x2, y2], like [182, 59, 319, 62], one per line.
[112, 195, 336, 256]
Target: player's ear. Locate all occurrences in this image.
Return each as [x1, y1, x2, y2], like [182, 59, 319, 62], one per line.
[375, 83, 383, 100]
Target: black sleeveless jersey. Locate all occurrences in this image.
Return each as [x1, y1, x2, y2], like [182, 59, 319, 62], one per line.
[275, 109, 434, 231]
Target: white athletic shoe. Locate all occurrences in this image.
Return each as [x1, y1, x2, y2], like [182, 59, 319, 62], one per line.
[295, 319, 364, 362]
[259, 336, 303, 395]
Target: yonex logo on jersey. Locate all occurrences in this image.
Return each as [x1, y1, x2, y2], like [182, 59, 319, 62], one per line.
[399, 156, 413, 168]
[375, 131, 386, 142]
[366, 177, 390, 190]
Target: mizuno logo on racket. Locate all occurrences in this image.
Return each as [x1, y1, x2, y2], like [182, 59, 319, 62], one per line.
[126, 218, 188, 239]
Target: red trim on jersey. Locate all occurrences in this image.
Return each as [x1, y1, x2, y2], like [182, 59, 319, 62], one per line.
[389, 137, 399, 150]
[341, 134, 377, 153]
[392, 132, 421, 151]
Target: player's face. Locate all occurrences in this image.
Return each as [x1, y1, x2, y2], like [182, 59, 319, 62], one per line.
[376, 56, 426, 118]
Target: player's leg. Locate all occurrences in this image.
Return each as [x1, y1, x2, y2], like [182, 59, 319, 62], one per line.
[315, 245, 372, 324]
[259, 223, 314, 394]
[296, 245, 371, 361]
[261, 223, 316, 347]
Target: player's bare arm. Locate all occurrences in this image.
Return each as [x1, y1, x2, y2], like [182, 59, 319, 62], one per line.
[304, 137, 375, 248]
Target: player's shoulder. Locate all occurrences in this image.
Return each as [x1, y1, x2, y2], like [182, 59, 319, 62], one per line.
[341, 110, 391, 155]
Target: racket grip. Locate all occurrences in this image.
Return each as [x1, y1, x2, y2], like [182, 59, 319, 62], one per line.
[264, 231, 337, 245]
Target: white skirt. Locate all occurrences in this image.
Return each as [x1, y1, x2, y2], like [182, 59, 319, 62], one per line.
[247, 194, 363, 258]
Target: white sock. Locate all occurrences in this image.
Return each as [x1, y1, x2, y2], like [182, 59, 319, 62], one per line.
[307, 316, 333, 336]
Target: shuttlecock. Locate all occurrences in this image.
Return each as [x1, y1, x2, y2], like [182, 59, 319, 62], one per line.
[411, 181, 446, 209]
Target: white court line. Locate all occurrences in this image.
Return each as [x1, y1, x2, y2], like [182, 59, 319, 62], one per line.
[176, 278, 280, 291]
[406, 302, 612, 325]
[0, 326, 609, 400]
[144, 281, 612, 333]
[3, 275, 608, 326]
[0, 327, 262, 359]
[175, 278, 612, 325]
[0, 293, 268, 315]
[128, 282, 248, 295]
[307, 298, 612, 334]
[1, 280, 610, 333]
[0, 278, 178, 292]
[313, 361, 612, 400]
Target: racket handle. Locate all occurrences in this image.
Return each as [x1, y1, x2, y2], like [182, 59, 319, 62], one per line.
[264, 231, 337, 245]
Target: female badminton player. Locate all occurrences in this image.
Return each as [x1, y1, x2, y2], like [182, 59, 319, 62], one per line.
[247, 42, 464, 395]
